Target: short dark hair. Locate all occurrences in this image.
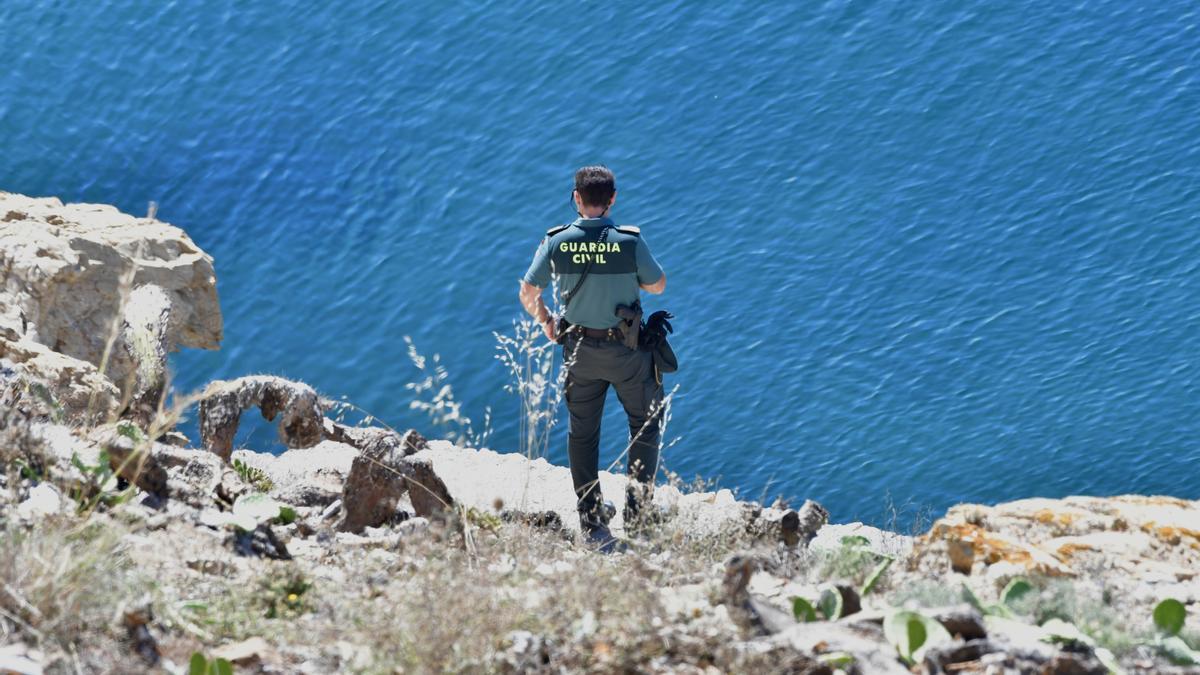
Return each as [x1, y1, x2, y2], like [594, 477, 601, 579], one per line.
[574, 165, 616, 207]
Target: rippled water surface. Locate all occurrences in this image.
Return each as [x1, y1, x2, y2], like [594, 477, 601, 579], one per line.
[2, 1, 1197, 525]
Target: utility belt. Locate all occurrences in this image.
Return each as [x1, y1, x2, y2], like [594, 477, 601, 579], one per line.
[556, 303, 678, 382]
[555, 319, 624, 343]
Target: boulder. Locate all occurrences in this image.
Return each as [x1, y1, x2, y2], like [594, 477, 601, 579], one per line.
[16, 483, 64, 520]
[0, 192, 221, 421]
[810, 522, 914, 558]
[88, 427, 169, 497]
[228, 523, 291, 559]
[0, 339, 119, 424]
[339, 441, 454, 533]
[233, 442, 359, 507]
[212, 637, 273, 668]
[323, 420, 429, 457]
[768, 622, 909, 674]
[911, 495, 1200, 584]
[148, 442, 248, 508]
[722, 555, 799, 636]
[745, 499, 828, 547]
[26, 422, 103, 490]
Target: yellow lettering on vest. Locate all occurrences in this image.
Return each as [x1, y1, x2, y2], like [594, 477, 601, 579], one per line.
[559, 243, 569, 252]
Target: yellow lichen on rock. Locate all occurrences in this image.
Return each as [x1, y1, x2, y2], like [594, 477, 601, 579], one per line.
[912, 494, 1200, 583]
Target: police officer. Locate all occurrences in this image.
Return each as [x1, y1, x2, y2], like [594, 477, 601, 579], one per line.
[518, 165, 667, 550]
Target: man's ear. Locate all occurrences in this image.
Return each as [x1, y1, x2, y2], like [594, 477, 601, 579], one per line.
[609, 191, 617, 208]
[573, 190, 583, 209]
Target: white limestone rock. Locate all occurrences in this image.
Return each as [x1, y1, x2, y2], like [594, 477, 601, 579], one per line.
[0, 192, 221, 420]
[16, 483, 64, 520]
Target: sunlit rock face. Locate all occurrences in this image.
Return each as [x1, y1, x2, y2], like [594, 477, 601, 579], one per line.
[0, 191, 221, 421]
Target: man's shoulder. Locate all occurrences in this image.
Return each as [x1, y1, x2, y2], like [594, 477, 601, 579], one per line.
[545, 223, 571, 237]
[614, 224, 640, 236]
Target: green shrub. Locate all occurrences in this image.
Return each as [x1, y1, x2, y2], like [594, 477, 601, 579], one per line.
[260, 566, 312, 619]
[1152, 598, 1199, 666]
[884, 609, 951, 665]
[232, 458, 274, 492]
[815, 536, 892, 589]
[188, 653, 233, 675]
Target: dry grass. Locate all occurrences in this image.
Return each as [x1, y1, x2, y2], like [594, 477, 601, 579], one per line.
[75, 495, 787, 673]
[247, 519, 775, 672]
[0, 517, 145, 673]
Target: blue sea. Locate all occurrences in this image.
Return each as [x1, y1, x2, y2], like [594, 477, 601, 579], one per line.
[2, 1, 1197, 527]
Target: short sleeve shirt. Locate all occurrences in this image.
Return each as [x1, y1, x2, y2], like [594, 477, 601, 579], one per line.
[523, 216, 664, 329]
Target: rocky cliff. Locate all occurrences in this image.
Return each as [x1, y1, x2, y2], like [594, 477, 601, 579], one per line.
[1, 192, 1198, 675]
[0, 192, 220, 424]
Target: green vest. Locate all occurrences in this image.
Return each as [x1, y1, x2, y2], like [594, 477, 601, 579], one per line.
[523, 216, 664, 329]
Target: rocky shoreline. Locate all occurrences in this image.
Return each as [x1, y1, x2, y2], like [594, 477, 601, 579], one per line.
[1, 191, 1198, 674]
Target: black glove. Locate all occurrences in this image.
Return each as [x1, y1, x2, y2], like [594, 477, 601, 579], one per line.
[641, 310, 674, 348]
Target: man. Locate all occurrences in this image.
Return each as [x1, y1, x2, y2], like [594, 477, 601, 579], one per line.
[519, 165, 667, 549]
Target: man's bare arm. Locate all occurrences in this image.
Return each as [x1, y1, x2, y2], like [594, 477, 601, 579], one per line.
[519, 280, 557, 340]
[640, 273, 667, 295]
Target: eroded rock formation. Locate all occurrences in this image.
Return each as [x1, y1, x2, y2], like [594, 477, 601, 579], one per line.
[339, 438, 455, 533]
[198, 376, 324, 461]
[0, 192, 221, 423]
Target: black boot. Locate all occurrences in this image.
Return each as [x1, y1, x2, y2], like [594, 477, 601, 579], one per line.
[579, 500, 623, 554]
[578, 509, 624, 552]
[623, 482, 667, 537]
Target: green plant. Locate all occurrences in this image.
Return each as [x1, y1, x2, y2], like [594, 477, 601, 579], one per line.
[232, 458, 274, 492]
[260, 567, 312, 619]
[791, 597, 817, 622]
[188, 652, 233, 675]
[1154, 598, 1186, 636]
[789, 583, 847, 623]
[68, 448, 130, 511]
[463, 506, 503, 533]
[961, 577, 1037, 620]
[817, 584, 844, 620]
[884, 609, 951, 666]
[15, 459, 43, 481]
[1001, 578, 1034, 608]
[1039, 618, 1124, 674]
[1152, 598, 1199, 666]
[817, 651, 854, 667]
[860, 557, 893, 597]
[231, 492, 293, 530]
[115, 420, 146, 444]
[816, 535, 894, 597]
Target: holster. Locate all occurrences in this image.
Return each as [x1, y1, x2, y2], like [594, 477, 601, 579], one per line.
[553, 316, 571, 345]
[614, 302, 643, 351]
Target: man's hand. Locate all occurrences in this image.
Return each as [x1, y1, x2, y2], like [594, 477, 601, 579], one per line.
[520, 280, 558, 342]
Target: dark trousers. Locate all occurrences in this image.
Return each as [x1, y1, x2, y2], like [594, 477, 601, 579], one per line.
[562, 334, 664, 518]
